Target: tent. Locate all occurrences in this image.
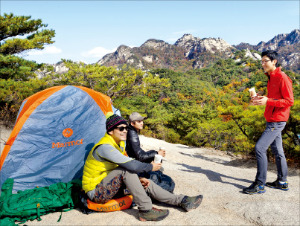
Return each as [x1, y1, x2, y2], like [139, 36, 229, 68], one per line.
[0, 85, 117, 192]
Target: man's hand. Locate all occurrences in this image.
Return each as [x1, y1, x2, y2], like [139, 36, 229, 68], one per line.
[151, 162, 162, 171]
[139, 177, 150, 188]
[158, 149, 166, 157]
[252, 96, 268, 106]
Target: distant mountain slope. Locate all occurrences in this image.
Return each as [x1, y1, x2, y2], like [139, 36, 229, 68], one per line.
[97, 35, 236, 71]
[234, 29, 300, 72]
[97, 29, 300, 73]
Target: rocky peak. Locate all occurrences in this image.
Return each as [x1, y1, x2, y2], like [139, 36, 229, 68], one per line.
[200, 38, 233, 53]
[244, 48, 261, 60]
[141, 39, 170, 49]
[97, 45, 133, 65]
[181, 34, 195, 40]
[234, 29, 299, 72]
[115, 45, 132, 57]
[285, 29, 300, 44]
[53, 61, 69, 74]
[35, 61, 69, 79]
[174, 34, 198, 47]
[233, 42, 256, 51]
[257, 29, 300, 51]
[175, 34, 234, 58]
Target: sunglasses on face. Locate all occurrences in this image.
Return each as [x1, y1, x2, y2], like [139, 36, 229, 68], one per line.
[115, 126, 129, 132]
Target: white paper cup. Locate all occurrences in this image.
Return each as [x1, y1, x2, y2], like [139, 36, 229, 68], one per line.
[154, 154, 163, 163]
[249, 87, 257, 97]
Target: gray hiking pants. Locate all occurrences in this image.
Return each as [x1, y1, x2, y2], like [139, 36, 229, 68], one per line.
[255, 122, 288, 184]
[89, 167, 184, 211]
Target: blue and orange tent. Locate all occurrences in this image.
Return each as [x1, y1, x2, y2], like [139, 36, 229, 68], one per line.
[0, 86, 117, 192]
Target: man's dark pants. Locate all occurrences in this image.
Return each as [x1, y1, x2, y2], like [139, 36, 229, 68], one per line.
[255, 122, 288, 184]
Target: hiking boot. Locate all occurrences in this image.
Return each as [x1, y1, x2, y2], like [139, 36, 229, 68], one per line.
[180, 195, 203, 212]
[243, 182, 265, 194]
[266, 179, 289, 191]
[138, 207, 169, 221]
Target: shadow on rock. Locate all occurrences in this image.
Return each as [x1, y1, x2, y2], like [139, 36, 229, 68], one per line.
[178, 163, 252, 189]
[176, 145, 190, 149]
[180, 152, 231, 165]
[180, 152, 300, 177]
[123, 208, 140, 219]
[179, 151, 259, 169]
[226, 158, 299, 176]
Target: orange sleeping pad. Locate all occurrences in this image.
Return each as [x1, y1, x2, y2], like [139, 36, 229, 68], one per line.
[87, 195, 133, 212]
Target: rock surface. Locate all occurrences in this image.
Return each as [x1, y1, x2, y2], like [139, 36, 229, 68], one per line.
[3, 133, 294, 226]
[175, 34, 234, 58]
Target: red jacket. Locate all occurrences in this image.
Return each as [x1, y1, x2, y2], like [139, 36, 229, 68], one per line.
[264, 67, 294, 122]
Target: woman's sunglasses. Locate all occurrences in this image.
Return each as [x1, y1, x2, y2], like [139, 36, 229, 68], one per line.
[115, 126, 129, 132]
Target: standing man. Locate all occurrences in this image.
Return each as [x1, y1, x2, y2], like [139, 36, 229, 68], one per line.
[243, 50, 294, 194]
[82, 113, 203, 221]
[126, 112, 175, 193]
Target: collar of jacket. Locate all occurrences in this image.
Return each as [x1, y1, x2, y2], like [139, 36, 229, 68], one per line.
[93, 133, 126, 154]
[128, 124, 138, 133]
[265, 67, 281, 78]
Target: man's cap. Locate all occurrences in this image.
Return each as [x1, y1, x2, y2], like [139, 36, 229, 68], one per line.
[106, 112, 128, 132]
[129, 112, 145, 122]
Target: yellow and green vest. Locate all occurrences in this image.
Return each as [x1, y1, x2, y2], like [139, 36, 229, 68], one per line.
[82, 133, 127, 193]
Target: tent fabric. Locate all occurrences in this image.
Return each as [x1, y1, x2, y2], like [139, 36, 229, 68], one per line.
[0, 86, 115, 192]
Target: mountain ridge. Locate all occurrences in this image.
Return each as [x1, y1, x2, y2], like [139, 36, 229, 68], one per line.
[97, 29, 300, 73]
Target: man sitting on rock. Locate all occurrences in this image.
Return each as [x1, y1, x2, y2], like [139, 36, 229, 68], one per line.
[82, 113, 203, 221]
[126, 112, 175, 193]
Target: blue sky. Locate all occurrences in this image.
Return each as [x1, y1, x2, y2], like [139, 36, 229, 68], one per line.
[1, 0, 299, 64]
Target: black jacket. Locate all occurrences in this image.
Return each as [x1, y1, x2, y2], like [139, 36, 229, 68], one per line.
[126, 125, 158, 163]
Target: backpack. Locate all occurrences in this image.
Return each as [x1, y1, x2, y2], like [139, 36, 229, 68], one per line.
[139, 171, 175, 193]
[0, 178, 81, 225]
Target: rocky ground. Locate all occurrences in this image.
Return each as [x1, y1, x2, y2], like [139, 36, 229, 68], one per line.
[1, 125, 299, 225]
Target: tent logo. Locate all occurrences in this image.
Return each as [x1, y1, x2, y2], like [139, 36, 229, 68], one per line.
[52, 128, 83, 149]
[62, 128, 73, 138]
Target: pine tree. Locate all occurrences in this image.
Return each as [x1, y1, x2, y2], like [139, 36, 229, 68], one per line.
[0, 13, 55, 80]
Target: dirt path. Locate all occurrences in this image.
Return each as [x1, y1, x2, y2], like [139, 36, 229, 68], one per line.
[1, 127, 299, 225]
